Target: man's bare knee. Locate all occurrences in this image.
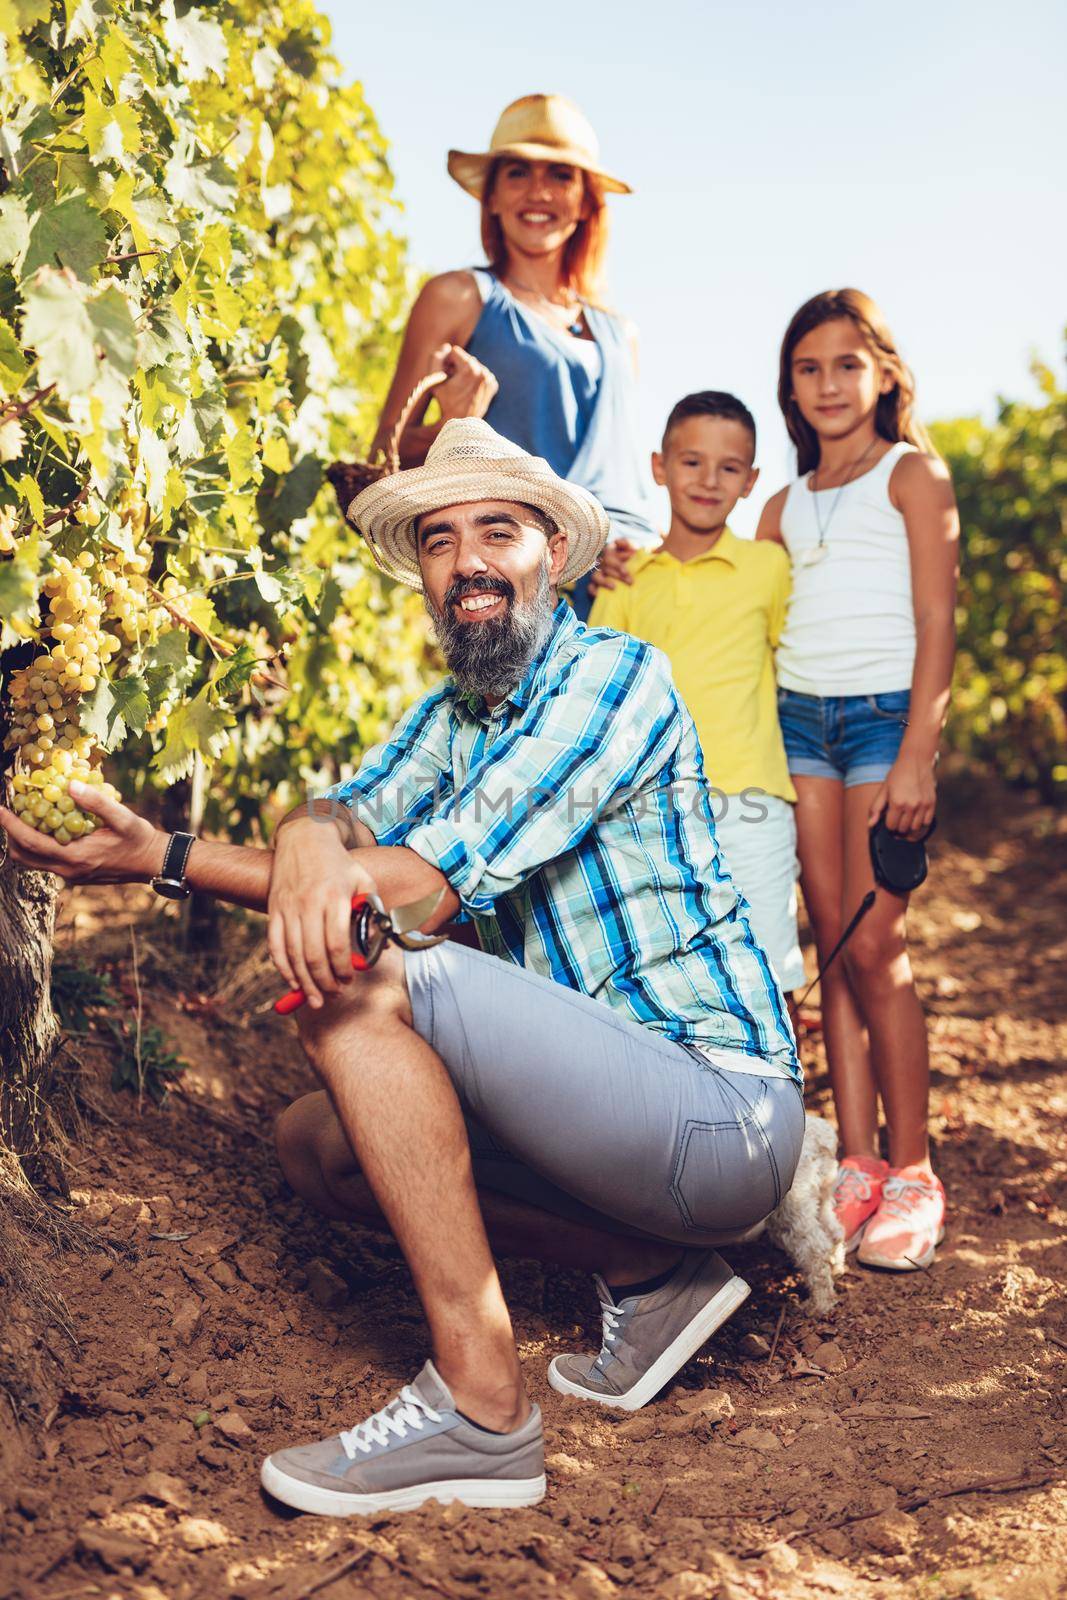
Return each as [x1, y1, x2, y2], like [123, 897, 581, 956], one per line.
[295, 951, 413, 1075]
[275, 1091, 339, 1191]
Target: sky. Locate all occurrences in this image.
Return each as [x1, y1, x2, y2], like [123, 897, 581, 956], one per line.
[323, 0, 1065, 536]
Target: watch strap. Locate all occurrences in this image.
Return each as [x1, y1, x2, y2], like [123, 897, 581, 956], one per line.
[159, 830, 196, 887]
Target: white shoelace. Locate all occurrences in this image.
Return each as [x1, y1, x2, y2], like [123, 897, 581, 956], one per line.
[600, 1302, 623, 1350]
[834, 1166, 875, 1205]
[339, 1386, 441, 1459]
[878, 1174, 937, 1221]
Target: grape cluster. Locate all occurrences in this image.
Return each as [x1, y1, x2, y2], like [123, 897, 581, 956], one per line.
[3, 493, 166, 841]
[4, 553, 121, 773]
[7, 760, 117, 844]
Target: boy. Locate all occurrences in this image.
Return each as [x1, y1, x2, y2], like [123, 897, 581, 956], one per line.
[589, 391, 805, 1006]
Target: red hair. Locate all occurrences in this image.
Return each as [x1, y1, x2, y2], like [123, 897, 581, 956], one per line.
[479, 161, 610, 306]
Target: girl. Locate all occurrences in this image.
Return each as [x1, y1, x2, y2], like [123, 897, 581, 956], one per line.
[371, 93, 656, 616]
[757, 289, 959, 1270]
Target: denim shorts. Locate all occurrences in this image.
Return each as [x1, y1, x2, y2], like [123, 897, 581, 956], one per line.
[777, 686, 911, 787]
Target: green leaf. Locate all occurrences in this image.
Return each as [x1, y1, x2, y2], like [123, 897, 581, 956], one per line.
[22, 192, 108, 283]
[0, 196, 30, 270]
[138, 306, 190, 370]
[109, 670, 151, 736]
[162, 1, 229, 83]
[163, 155, 236, 218]
[256, 455, 323, 534]
[88, 284, 138, 374]
[224, 422, 255, 490]
[107, 173, 180, 256]
[0, 547, 37, 626]
[82, 89, 141, 166]
[151, 687, 235, 781]
[79, 674, 117, 748]
[142, 626, 196, 705]
[212, 642, 257, 696]
[80, 669, 151, 748]
[98, 22, 133, 89]
[9, 471, 44, 523]
[21, 268, 96, 399]
[0, 315, 29, 394]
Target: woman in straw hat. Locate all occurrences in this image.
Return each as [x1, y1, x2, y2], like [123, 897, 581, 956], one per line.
[371, 93, 656, 617]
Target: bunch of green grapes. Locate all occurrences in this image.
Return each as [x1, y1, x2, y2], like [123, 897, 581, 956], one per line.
[4, 553, 121, 767]
[7, 757, 118, 844]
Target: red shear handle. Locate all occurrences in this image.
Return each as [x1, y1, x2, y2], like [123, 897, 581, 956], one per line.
[273, 894, 371, 1015]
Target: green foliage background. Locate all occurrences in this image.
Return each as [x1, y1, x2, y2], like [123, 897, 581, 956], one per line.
[0, 0, 435, 838]
[931, 352, 1066, 801]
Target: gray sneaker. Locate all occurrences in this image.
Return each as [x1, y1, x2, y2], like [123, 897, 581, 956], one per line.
[548, 1251, 750, 1411]
[260, 1361, 545, 1515]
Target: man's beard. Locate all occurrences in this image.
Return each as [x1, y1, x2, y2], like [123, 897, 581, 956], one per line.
[427, 561, 555, 701]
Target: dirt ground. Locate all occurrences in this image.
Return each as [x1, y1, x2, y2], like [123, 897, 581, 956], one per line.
[2, 776, 1065, 1600]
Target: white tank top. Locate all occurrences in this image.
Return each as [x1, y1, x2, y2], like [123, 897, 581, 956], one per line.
[776, 441, 916, 696]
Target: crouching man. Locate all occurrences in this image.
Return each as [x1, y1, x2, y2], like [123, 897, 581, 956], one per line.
[0, 420, 802, 1518]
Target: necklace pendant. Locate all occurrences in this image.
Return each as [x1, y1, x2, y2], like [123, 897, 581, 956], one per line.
[801, 545, 829, 567]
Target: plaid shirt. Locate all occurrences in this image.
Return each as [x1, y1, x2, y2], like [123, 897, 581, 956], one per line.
[331, 602, 799, 1080]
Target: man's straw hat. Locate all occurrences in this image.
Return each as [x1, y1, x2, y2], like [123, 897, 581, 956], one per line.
[447, 94, 631, 200]
[351, 418, 610, 591]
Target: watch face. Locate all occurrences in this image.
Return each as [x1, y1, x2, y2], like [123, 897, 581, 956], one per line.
[153, 878, 190, 900]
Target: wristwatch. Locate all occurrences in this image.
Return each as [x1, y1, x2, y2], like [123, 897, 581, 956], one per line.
[151, 830, 196, 899]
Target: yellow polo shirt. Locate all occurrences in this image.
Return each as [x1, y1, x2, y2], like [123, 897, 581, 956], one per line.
[588, 530, 795, 803]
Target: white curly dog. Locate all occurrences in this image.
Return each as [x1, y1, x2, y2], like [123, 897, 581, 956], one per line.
[707, 1112, 845, 1313]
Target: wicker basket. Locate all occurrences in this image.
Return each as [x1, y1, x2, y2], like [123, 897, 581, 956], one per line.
[325, 370, 448, 527]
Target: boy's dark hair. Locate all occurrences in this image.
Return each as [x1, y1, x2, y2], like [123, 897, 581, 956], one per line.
[663, 391, 757, 454]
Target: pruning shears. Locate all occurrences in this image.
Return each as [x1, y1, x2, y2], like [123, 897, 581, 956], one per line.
[273, 888, 448, 1016]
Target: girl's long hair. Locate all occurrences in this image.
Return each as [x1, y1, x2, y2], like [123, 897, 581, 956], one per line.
[480, 161, 610, 306]
[778, 288, 935, 473]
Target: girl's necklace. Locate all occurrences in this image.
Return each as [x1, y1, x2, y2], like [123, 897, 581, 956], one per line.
[802, 439, 881, 566]
[504, 275, 586, 337]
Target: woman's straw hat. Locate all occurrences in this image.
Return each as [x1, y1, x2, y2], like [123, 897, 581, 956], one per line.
[351, 418, 610, 591]
[447, 94, 631, 199]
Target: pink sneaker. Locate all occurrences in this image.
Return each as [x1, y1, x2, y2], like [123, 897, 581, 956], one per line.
[857, 1165, 946, 1271]
[833, 1156, 890, 1252]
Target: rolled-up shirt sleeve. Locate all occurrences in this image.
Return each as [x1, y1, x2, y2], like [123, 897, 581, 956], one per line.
[403, 636, 682, 915]
[325, 683, 454, 843]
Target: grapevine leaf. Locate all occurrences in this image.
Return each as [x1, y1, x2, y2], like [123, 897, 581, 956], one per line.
[63, 0, 112, 50]
[151, 687, 235, 781]
[212, 641, 257, 696]
[98, 22, 133, 89]
[0, 316, 29, 393]
[163, 154, 236, 218]
[82, 90, 141, 166]
[88, 284, 138, 374]
[174, 591, 221, 639]
[9, 471, 45, 523]
[138, 306, 189, 369]
[0, 196, 30, 270]
[22, 192, 109, 283]
[109, 671, 152, 737]
[21, 268, 96, 398]
[256, 456, 322, 534]
[161, 0, 229, 83]
[107, 174, 180, 255]
[223, 422, 255, 490]
[0, 547, 37, 627]
[79, 674, 116, 748]
[142, 626, 196, 705]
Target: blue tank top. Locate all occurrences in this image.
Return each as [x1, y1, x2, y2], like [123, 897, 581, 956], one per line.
[465, 270, 656, 544]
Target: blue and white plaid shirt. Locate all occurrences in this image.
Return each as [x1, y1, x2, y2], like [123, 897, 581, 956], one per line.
[331, 602, 799, 1081]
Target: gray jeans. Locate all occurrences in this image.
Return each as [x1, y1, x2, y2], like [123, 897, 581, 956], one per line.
[405, 941, 804, 1248]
